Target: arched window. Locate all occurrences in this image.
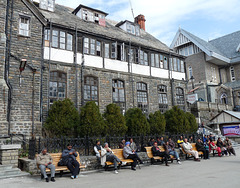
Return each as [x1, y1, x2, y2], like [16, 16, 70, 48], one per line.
[158, 85, 168, 113]
[49, 71, 67, 105]
[188, 66, 193, 79]
[220, 93, 228, 104]
[176, 87, 185, 110]
[84, 76, 98, 103]
[137, 82, 148, 114]
[112, 80, 126, 114]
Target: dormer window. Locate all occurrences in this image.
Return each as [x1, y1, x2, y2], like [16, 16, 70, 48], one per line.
[117, 21, 140, 36]
[73, 4, 108, 27]
[39, 0, 55, 12]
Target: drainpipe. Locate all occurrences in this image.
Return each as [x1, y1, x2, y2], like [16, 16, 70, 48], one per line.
[74, 25, 78, 109]
[4, 0, 14, 135]
[81, 36, 85, 107]
[40, 26, 45, 122]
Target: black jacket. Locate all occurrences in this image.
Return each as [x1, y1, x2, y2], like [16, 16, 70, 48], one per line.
[196, 142, 205, 151]
[151, 146, 161, 156]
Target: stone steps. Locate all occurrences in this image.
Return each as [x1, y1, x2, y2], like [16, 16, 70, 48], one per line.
[0, 165, 29, 179]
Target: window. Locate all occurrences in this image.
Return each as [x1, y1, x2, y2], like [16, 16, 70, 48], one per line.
[90, 39, 96, 55]
[151, 54, 155, 67]
[211, 67, 217, 82]
[220, 93, 228, 104]
[111, 42, 117, 59]
[180, 61, 185, 73]
[49, 71, 67, 105]
[67, 34, 73, 51]
[155, 54, 160, 68]
[177, 59, 181, 72]
[95, 13, 99, 24]
[137, 82, 148, 114]
[176, 87, 185, 110]
[44, 29, 50, 47]
[164, 56, 168, 69]
[112, 80, 125, 114]
[19, 16, 30, 36]
[230, 66, 235, 82]
[50, 30, 73, 50]
[52, 30, 58, 48]
[105, 43, 109, 58]
[84, 38, 89, 54]
[59, 31, 65, 49]
[84, 76, 98, 103]
[188, 66, 193, 79]
[160, 55, 164, 68]
[169, 58, 173, 70]
[96, 41, 101, 56]
[83, 9, 88, 20]
[158, 85, 168, 113]
[173, 58, 177, 71]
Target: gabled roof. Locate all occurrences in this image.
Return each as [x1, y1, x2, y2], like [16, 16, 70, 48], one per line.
[38, 4, 174, 54]
[170, 28, 229, 63]
[209, 31, 240, 63]
[210, 110, 240, 121]
[22, 0, 47, 26]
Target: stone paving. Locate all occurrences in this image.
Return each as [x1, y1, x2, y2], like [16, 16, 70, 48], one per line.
[1, 147, 240, 188]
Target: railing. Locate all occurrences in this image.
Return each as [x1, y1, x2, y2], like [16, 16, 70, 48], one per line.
[28, 133, 203, 159]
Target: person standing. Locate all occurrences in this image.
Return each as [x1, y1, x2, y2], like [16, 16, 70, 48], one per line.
[36, 148, 55, 182]
[196, 138, 209, 159]
[62, 144, 80, 179]
[182, 138, 200, 161]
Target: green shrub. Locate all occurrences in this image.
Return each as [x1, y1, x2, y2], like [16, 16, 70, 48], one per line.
[103, 104, 127, 136]
[125, 108, 150, 136]
[149, 111, 166, 135]
[185, 112, 198, 133]
[44, 98, 80, 137]
[79, 101, 105, 137]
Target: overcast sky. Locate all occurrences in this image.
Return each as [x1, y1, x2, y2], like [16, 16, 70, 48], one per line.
[56, 0, 240, 46]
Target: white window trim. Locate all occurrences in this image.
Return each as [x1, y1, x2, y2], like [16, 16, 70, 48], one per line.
[18, 15, 31, 37]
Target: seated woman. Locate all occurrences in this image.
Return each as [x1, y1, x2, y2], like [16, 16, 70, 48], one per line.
[209, 138, 222, 157]
[152, 142, 170, 166]
[196, 138, 209, 159]
[217, 137, 228, 156]
[101, 143, 122, 174]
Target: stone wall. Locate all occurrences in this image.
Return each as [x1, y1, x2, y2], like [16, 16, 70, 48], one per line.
[3, 0, 43, 137]
[0, 144, 21, 168]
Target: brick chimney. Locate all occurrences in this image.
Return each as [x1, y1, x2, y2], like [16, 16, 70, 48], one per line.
[135, 15, 146, 31]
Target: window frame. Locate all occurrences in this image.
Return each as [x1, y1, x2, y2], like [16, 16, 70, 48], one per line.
[176, 87, 185, 107]
[137, 82, 148, 114]
[158, 85, 168, 113]
[49, 71, 67, 106]
[19, 15, 31, 37]
[84, 76, 99, 103]
[112, 79, 126, 114]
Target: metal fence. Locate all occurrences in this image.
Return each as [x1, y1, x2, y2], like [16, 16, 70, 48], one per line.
[27, 133, 203, 159]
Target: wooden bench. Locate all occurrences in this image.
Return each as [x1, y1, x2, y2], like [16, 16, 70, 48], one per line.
[36, 152, 86, 177]
[180, 143, 204, 159]
[145, 146, 174, 164]
[101, 149, 134, 169]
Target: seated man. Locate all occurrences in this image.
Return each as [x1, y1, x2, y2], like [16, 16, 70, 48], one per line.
[130, 138, 137, 152]
[36, 148, 55, 182]
[177, 136, 184, 148]
[119, 139, 125, 149]
[164, 141, 181, 164]
[62, 144, 80, 179]
[152, 142, 170, 166]
[217, 137, 228, 156]
[123, 142, 142, 171]
[101, 143, 123, 174]
[182, 138, 200, 161]
[224, 137, 236, 156]
[94, 140, 102, 162]
[159, 137, 165, 146]
[148, 138, 155, 146]
[196, 138, 209, 159]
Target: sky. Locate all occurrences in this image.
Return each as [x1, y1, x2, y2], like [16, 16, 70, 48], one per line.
[56, 0, 240, 46]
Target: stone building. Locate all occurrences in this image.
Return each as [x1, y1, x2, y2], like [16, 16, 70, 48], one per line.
[0, 0, 187, 137]
[170, 28, 240, 125]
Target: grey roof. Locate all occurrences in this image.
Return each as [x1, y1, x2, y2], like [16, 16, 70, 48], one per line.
[224, 110, 240, 120]
[181, 29, 225, 56]
[38, 4, 171, 53]
[209, 31, 240, 60]
[224, 80, 240, 89]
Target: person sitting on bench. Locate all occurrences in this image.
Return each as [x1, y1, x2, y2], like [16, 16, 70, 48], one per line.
[36, 148, 55, 182]
[123, 142, 143, 171]
[152, 142, 170, 166]
[217, 137, 228, 156]
[62, 144, 80, 179]
[196, 138, 209, 159]
[101, 143, 123, 174]
[164, 141, 181, 164]
[209, 138, 222, 157]
[94, 140, 102, 163]
[182, 138, 200, 161]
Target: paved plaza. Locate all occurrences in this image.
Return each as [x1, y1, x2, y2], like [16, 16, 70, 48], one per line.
[1, 147, 240, 188]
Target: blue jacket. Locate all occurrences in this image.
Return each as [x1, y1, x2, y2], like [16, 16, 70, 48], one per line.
[62, 148, 78, 164]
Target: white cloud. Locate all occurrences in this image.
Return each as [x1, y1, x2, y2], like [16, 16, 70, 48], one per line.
[56, 0, 240, 45]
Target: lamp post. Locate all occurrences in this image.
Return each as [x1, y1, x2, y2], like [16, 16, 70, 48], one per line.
[190, 76, 195, 93]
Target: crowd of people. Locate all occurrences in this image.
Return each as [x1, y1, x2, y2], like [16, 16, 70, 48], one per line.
[36, 136, 236, 182]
